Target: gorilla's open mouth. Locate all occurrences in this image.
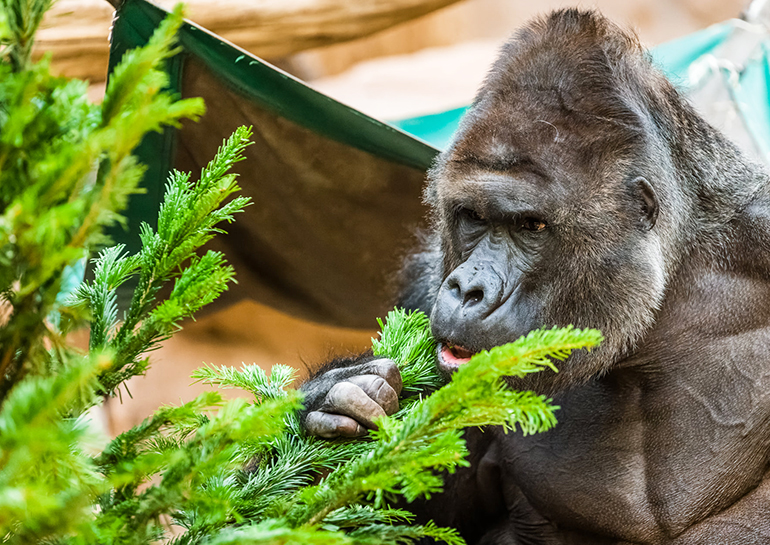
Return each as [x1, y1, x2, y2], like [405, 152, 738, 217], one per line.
[437, 342, 478, 373]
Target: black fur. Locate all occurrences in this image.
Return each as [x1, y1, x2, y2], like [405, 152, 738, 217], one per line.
[302, 9, 770, 543]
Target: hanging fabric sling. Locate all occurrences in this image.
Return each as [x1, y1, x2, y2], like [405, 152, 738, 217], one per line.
[107, 0, 770, 328]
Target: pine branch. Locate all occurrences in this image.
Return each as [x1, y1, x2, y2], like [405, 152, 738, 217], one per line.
[204, 521, 354, 545]
[172, 310, 599, 545]
[192, 363, 298, 401]
[0, 0, 53, 70]
[372, 308, 444, 398]
[348, 521, 464, 545]
[291, 323, 601, 527]
[0, 1, 261, 541]
[323, 505, 415, 528]
[0, 2, 203, 401]
[68, 126, 253, 396]
[90, 394, 302, 544]
[0, 352, 107, 542]
[95, 391, 223, 475]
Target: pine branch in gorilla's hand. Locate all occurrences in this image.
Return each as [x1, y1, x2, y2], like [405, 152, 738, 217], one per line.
[290, 319, 602, 528]
[371, 308, 445, 415]
[193, 310, 601, 545]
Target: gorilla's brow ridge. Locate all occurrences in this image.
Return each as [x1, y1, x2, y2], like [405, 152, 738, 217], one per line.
[449, 154, 538, 174]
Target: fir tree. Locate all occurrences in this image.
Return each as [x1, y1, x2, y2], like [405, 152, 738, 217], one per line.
[0, 0, 604, 543]
[0, 0, 250, 540]
[0, 0, 204, 402]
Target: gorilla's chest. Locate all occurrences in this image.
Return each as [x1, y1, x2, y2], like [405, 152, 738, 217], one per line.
[499, 379, 659, 542]
[498, 370, 770, 543]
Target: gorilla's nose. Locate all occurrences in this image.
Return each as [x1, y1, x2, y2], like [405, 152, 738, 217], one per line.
[440, 261, 504, 320]
[447, 276, 484, 308]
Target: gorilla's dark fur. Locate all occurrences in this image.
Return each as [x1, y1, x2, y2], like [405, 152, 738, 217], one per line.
[301, 9, 770, 544]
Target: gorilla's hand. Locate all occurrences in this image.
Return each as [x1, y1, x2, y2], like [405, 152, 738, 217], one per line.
[300, 358, 403, 438]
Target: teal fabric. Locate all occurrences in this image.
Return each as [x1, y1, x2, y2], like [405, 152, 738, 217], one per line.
[389, 21, 743, 150]
[390, 106, 469, 151]
[732, 42, 770, 163]
[649, 22, 733, 88]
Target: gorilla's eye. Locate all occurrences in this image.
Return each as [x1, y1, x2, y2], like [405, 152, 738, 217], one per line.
[459, 207, 484, 223]
[521, 217, 547, 232]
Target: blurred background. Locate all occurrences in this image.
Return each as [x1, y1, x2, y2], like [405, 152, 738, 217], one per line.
[40, 0, 747, 435]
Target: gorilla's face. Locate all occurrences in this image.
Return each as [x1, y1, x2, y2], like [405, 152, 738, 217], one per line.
[427, 81, 668, 392]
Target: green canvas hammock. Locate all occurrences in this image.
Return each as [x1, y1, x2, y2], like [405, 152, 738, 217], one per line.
[109, 0, 770, 328]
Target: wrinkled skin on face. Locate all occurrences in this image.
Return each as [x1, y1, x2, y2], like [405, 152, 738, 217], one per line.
[301, 9, 770, 544]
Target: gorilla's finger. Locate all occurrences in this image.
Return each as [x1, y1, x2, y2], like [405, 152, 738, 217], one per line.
[346, 374, 400, 415]
[364, 358, 403, 396]
[321, 381, 387, 429]
[304, 411, 367, 438]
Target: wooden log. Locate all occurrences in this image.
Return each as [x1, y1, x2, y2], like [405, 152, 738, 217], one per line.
[34, 0, 465, 82]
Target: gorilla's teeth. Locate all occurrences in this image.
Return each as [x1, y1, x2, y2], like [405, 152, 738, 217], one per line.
[442, 343, 475, 362]
[450, 345, 475, 359]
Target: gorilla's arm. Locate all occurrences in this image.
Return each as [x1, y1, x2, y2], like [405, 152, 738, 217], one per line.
[408, 427, 563, 545]
[300, 231, 443, 438]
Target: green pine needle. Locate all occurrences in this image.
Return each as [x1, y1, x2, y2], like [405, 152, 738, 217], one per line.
[280, 309, 601, 542]
[192, 364, 298, 402]
[169, 309, 600, 545]
[372, 308, 443, 397]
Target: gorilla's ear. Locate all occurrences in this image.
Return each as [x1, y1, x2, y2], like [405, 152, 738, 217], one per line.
[632, 177, 659, 231]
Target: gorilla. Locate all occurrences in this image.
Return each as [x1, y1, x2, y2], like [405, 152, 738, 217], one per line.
[300, 9, 770, 544]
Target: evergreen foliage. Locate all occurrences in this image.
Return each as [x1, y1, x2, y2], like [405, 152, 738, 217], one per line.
[0, 0, 252, 540]
[0, 0, 604, 543]
[0, 0, 204, 402]
[69, 125, 252, 396]
[186, 311, 601, 545]
[372, 309, 444, 407]
[0, 108, 255, 543]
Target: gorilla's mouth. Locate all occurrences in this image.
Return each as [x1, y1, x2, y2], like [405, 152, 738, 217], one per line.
[437, 342, 478, 373]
